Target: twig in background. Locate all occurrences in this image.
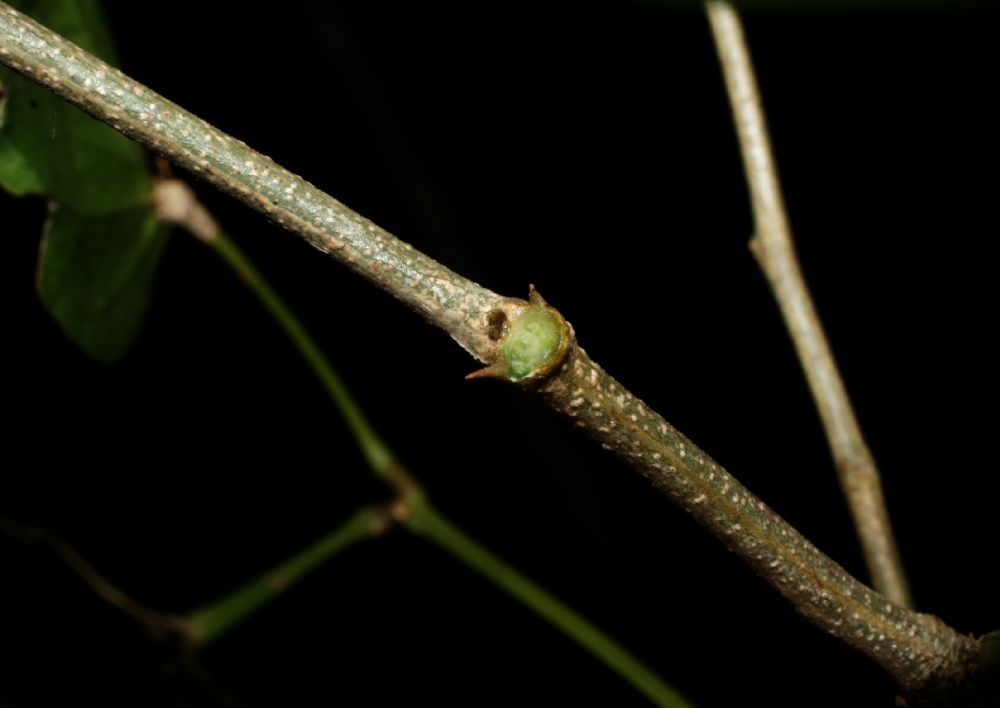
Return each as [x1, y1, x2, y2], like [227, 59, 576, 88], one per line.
[706, 1, 912, 609]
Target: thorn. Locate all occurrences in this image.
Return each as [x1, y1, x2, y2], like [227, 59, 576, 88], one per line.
[465, 362, 507, 381]
[528, 283, 547, 307]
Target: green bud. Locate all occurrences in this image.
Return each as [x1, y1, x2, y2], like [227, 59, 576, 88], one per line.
[501, 306, 563, 382]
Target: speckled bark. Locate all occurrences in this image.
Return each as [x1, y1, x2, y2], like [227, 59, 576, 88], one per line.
[521, 319, 975, 697]
[0, 3, 507, 362]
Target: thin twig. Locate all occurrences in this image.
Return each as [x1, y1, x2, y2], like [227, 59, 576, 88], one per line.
[705, 1, 912, 609]
[0, 522, 254, 706]
[0, 510, 385, 649]
[0, 516, 183, 638]
[153, 179, 420, 497]
[184, 506, 390, 647]
[404, 501, 693, 708]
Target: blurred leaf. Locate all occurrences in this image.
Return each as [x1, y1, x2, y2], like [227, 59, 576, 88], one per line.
[37, 206, 168, 362]
[0, 72, 151, 213]
[0, 0, 167, 360]
[0, 0, 149, 213]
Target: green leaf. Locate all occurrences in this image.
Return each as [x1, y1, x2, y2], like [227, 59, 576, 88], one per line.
[0, 0, 168, 360]
[37, 206, 168, 362]
[0, 71, 152, 213]
[0, 0, 150, 213]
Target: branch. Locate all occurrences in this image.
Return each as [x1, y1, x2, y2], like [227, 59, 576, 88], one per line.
[0, 4, 507, 363]
[705, 2, 912, 609]
[515, 306, 973, 698]
[1, 4, 987, 701]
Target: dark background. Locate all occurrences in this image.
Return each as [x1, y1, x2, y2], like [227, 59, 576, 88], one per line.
[2, 2, 998, 706]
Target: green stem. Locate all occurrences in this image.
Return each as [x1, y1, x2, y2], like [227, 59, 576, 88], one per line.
[185, 506, 384, 647]
[206, 230, 416, 494]
[405, 501, 693, 708]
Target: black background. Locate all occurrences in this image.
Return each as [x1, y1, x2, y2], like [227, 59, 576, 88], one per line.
[2, 2, 998, 706]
